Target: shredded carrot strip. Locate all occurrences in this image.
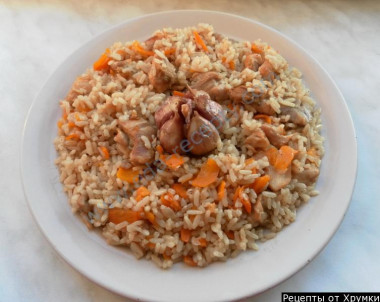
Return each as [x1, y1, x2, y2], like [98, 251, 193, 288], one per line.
[184, 255, 197, 267]
[67, 122, 75, 128]
[172, 183, 188, 199]
[93, 48, 110, 71]
[233, 186, 251, 214]
[307, 148, 317, 157]
[173, 90, 185, 97]
[251, 175, 271, 194]
[206, 203, 216, 212]
[161, 193, 181, 211]
[251, 43, 264, 54]
[217, 180, 226, 202]
[164, 48, 176, 56]
[65, 133, 80, 140]
[191, 158, 220, 187]
[108, 208, 142, 224]
[163, 253, 172, 260]
[135, 186, 150, 201]
[198, 238, 207, 247]
[145, 211, 156, 225]
[62, 112, 68, 120]
[180, 228, 191, 243]
[266, 147, 278, 166]
[274, 146, 298, 171]
[254, 114, 272, 124]
[116, 167, 139, 184]
[193, 30, 208, 52]
[98, 146, 110, 160]
[57, 120, 63, 129]
[132, 41, 154, 57]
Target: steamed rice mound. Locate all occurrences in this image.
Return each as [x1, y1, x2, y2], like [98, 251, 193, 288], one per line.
[54, 24, 323, 268]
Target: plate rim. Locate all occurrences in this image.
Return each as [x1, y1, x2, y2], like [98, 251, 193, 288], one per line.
[21, 9, 358, 302]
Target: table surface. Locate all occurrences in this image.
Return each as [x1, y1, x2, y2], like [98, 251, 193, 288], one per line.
[1, 0, 379, 301]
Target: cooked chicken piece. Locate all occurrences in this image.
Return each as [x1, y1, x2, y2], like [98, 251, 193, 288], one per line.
[281, 106, 311, 126]
[114, 129, 129, 146]
[187, 112, 219, 155]
[292, 164, 320, 185]
[244, 53, 264, 71]
[118, 118, 155, 165]
[66, 74, 92, 102]
[253, 195, 264, 223]
[245, 128, 270, 151]
[159, 112, 185, 154]
[267, 165, 292, 191]
[190, 72, 228, 102]
[229, 86, 273, 114]
[148, 56, 176, 93]
[189, 88, 226, 130]
[259, 59, 275, 81]
[261, 124, 291, 148]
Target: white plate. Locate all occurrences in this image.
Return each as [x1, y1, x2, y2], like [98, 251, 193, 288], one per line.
[21, 10, 357, 302]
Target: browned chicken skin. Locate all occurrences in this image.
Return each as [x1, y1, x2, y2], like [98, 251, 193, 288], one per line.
[245, 128, 270, 151]
[190, 72, 228, 102]
[148, 55, 176, 93]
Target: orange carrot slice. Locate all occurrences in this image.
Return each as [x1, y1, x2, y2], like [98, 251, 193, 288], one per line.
[93, 48, 110, 71]
[254, 114, 272, 124]
[274, 146, 298, 171]
[108, 208, 142, 224]
[192, 158, 219, 187]
[172, 183, 188, 199]
[184, 255, 197, 267]
[160, 193, 181, 211]
[116, 167, 140, 184]
[251, 175, 271, 194]
[180, 228, 191, 243]
[99, 146, 110, 160]
[135, 186, 150, 201]
[132, 41, 154, 57]
[217, 180, 226, 202]
[173, 90, 185, 97]
[266, 147, 278, 166]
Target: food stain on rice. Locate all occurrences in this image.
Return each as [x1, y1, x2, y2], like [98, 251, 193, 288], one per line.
[54, 23, 324, 269]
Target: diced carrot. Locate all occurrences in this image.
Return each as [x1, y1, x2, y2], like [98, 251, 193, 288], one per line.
[99, 146, 110, 160]
[172, 183, 188, 199]
[274, 146, 298, 171]
[135, 186, 150, 201]
[251, 43, 264, 54]
[108, 208, 142, 224]
[193, 30, 208, 52]
[217, 180, 226, 202]
[226, 231, 234, 240]
[65, 133, 80, 140]
[184, 255, 197, 267]
[180, 228, 191, 243]
[116, 167, 140, 184]
[145, 211, 156, 225]
[228, 60, 235, 70]
[132, 41, 154, 57]
[164, 48, 176, 56]
[93, 48, 110, 71]
[160, 193, 181, 211]
[191, 158, 220, 187]
[68, 122, 75, 128]
[266, 147, 278, 166]
[198, 238, 207, 247]
[164, 154, 185, 170]
[251, 175, 271, 194]
[62, 112, 68, 120]
[233, 186, 251, 214]
[173, 90, 185, 97]
[254, 114, 272, 124]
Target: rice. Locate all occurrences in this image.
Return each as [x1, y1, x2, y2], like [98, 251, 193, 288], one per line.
[54, 24, 324, 269]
